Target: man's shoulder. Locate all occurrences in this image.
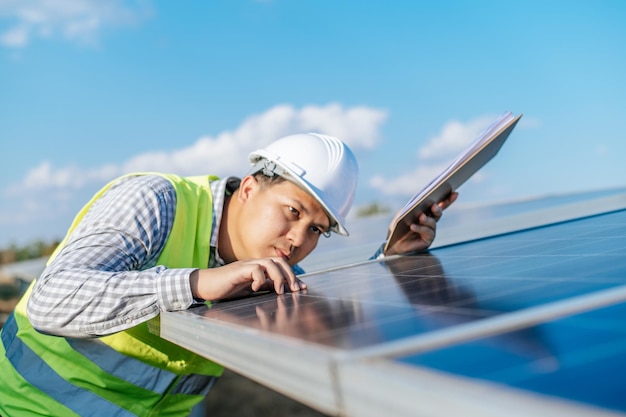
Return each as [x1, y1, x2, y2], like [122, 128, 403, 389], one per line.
[106, 174, 176, 202]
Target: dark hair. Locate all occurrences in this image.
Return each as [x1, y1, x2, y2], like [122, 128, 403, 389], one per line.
[253, 172, 287, 188]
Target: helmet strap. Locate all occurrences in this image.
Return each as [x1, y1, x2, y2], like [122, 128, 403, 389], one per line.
[261, 159, 287, 178]
[262, 160, 277, 177]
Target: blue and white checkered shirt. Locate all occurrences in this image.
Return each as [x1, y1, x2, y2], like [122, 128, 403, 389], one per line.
[27, 174, 238, 338]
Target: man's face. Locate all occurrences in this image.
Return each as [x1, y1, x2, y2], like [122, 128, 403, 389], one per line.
[233, 176, 331, 265]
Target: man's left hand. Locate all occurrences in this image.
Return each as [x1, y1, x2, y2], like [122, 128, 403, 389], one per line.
[384, 192, 458, 256]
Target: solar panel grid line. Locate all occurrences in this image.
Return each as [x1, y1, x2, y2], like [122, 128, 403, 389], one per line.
[344, 283, 626, 362]
[429, 256, 616, 288]
[292, 232, 620, 352]
[301, 257, 620, 321]
[431, 192, 626, 250]
[299, 189, 626, 275]
[308, 250, 584, 283]
[336, 358, 625, 417]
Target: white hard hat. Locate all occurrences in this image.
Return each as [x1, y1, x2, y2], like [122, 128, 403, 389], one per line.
[248, 133, 359, 236]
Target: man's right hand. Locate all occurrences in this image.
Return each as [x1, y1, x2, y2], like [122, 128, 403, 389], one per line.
[189, 257, 307, 301]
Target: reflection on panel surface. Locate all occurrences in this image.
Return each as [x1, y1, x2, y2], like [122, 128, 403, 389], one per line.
[386, 209, 626, 413]
[198, 209, 626, 351]
[169, 204, 626, 416]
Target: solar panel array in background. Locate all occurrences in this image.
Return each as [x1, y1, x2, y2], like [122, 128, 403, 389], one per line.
[299, 186, 626, 273]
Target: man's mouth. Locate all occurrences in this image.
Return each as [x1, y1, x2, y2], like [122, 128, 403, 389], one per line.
[275, 247, 291, 260]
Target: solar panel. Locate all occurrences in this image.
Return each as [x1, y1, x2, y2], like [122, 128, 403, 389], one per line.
[299, 186, 626, 272]
[397, 301, 626, 413]
[160, 190, 626, 417]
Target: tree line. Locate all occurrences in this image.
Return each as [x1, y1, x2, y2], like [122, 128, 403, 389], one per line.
[0, 240, 60, 265]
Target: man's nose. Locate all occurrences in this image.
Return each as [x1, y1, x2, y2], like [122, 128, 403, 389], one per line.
[287, 224, 307, 248]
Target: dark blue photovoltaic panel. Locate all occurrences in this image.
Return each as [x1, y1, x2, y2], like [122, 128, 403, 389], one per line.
[397, 301, 626, 412]
[300, 187, 626, 272]
[385, 209, 626, 413]
[424, 213, 626, 309]
[164, 195, 626, 416]
[199, 210, 626, 353]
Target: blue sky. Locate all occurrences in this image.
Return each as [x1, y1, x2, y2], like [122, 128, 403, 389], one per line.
[1, 0, 625, 248]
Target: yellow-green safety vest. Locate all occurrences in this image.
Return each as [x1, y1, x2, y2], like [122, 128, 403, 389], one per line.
[0, 173, 223, 417]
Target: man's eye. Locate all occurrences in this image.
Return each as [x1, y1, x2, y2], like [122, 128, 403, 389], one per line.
[310, 226, 331, 237]
[289, 206, 300, 217]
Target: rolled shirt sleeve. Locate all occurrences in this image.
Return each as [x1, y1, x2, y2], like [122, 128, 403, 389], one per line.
[27, 175, 198, 338]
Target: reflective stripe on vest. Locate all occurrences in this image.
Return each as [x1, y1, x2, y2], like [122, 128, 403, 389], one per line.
[2, 315, 138, 417]
[0, 173, 223, 417]
[66, 335, 178, 393]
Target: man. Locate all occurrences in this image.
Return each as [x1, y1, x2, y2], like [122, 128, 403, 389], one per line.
[0, 133, 455, 416]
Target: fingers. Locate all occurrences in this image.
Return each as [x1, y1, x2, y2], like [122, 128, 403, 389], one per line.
[249, 264, 271, 292]
[259, 257, 306, 294]
[418, 212, 437, 230]
[430, 202, 443, 220]
[430, 191, 458, 221]
[245, 257, 307, 296]
[386, 194, 456, 257]
[438, 191, 459, 211]
[411, 214, 436, 242]
[193, 258, 307, 301]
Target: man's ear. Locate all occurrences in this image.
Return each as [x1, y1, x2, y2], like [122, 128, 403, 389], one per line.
[238, 175, 260, 203]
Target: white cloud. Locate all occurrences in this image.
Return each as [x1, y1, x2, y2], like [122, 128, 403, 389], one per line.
[0, 0, 151, 48]
[369, 114, 502, 198]
[14, 160, 120, 191]
[298, 103, 387, 149]
[0, 23, 29, 47]
[16, 102, 388, 191]
[0, 102, 388, 245]
[0, 103, 386, 243]
[418, 115, 496, 161]
[369, 162, 450, 197]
